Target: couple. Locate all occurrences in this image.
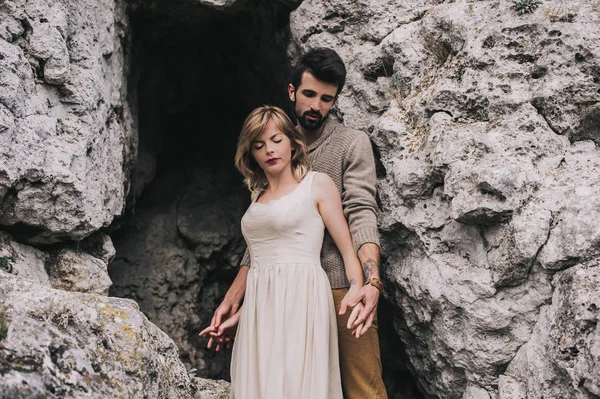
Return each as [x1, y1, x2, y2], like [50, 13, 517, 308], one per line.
[200, 48, 387, 399]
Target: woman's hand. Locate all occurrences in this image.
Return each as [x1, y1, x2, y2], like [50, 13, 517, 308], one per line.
[338, 286, 369, 338]
[199, 308, 241, 352]
[347, 301, 368, 338]
[348, 282, 380, 334]
[338, 283, 360, 314]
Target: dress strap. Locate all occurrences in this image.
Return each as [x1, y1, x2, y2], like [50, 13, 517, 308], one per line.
[302, 171, 316, 192]
[302, 171, 319, 204]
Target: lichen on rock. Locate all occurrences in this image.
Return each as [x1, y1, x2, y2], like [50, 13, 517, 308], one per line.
[0, 271, 229, 398]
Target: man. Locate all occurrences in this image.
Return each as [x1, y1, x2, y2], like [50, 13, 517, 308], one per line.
[207, 48, 387, 398]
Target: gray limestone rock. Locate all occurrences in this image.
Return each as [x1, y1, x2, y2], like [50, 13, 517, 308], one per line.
[0, 271, 230, 398]
[503, 260, 600, 398]
[0, 0, 135, 245]
[81, 232, 117, 265]
[194, 378, 231, 399]
[47, 249, 113, 296]
[290, 0, 600, 397]
[498, 375, 526, 399]
[0, 232, 50, 287]
[0, 0, 598, 397]
[536, 141, 600, 271]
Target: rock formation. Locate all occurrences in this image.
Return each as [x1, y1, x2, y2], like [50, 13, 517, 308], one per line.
[0, 270, 199, 398]
[289, 0, 600, 397]
[0, 231, 230, 397]
[110, 169, 248, 376]
[0, 0, 136, 245]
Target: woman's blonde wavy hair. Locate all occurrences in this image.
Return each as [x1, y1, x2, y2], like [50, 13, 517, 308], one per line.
[235, 105, 310, 193]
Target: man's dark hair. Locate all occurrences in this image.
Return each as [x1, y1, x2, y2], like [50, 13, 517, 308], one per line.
[291, 48, 347, 96]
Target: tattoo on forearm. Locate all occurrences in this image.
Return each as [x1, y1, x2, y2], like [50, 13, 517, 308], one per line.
[349, 278, 357, 287]
[362, 259, 377, 280]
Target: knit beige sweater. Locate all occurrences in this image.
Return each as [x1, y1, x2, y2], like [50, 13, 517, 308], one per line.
[240, 118, 380, 289]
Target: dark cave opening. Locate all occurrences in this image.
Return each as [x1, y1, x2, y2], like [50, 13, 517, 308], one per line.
[131, 0, 295, 177]
[108, 2, 425, 397]
[109, 0, 297, 379]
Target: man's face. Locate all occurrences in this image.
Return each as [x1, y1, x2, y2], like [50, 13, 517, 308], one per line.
[288, 71, 338, 131]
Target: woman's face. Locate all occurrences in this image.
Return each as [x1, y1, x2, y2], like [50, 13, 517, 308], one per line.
[251, 119, 293, 176]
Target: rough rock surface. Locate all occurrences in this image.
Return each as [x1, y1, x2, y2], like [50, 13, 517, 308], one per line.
[2, 0, 599, 396]
[0, 0, 135, 245]
[501, 260, 600, 399]
[109, 169, 247, 378]
[0, 0, 232, 396]
[1, 231, 113, 296]
[47, 249, 113, 296]
[289, 0, 600, 397]
[0, 271, 230, 398]
[0, 231, 50, 286]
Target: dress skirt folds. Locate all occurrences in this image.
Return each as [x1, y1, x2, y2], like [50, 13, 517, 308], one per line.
[230, 172, 342, 399]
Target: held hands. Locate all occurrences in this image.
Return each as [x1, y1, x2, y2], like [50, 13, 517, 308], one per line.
[348, 282, 380, 334]
[338, 286, 368, 338]
[198, 301, 241, 352]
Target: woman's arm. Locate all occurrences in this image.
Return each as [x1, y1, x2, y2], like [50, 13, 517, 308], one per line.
[312, 173, 364, 323]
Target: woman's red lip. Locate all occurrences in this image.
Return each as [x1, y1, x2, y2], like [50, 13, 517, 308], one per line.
[266, 158, 279, 164]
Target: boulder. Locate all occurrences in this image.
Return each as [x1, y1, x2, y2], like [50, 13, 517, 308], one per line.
[0, 0, 135, 245]
[0, 271, 230, 398]
[47, 249, 113, 296]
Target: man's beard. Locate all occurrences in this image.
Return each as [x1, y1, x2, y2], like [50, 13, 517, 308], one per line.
[295, 104, 328, 131]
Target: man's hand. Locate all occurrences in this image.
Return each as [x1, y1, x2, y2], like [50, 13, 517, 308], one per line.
[338, 286, 372, 338]
[347, 301, 369, 338]
[347, 242, 381, 336]
[348, 283, 380, 334]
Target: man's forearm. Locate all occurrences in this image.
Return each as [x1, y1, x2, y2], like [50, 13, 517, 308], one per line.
[223, 265, 249, 305]
[357, 243, 380, 280]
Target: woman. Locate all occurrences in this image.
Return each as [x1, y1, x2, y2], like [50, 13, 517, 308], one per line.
[201, 105, 364, 398]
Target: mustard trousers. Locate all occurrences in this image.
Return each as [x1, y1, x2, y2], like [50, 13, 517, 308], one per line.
[332, 288, 388, 399]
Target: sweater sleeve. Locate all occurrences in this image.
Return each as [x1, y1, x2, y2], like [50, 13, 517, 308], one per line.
[342, 132, 380, 252]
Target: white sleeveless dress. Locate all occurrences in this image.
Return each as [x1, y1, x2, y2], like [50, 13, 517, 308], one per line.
[230, 171, 343, 399]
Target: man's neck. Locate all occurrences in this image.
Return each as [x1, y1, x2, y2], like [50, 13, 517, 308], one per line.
[298, 125, 324, 147]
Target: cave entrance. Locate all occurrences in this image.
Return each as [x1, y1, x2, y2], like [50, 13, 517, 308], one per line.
[108, 2, 425, 397]
[109, 0, 296, 379]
